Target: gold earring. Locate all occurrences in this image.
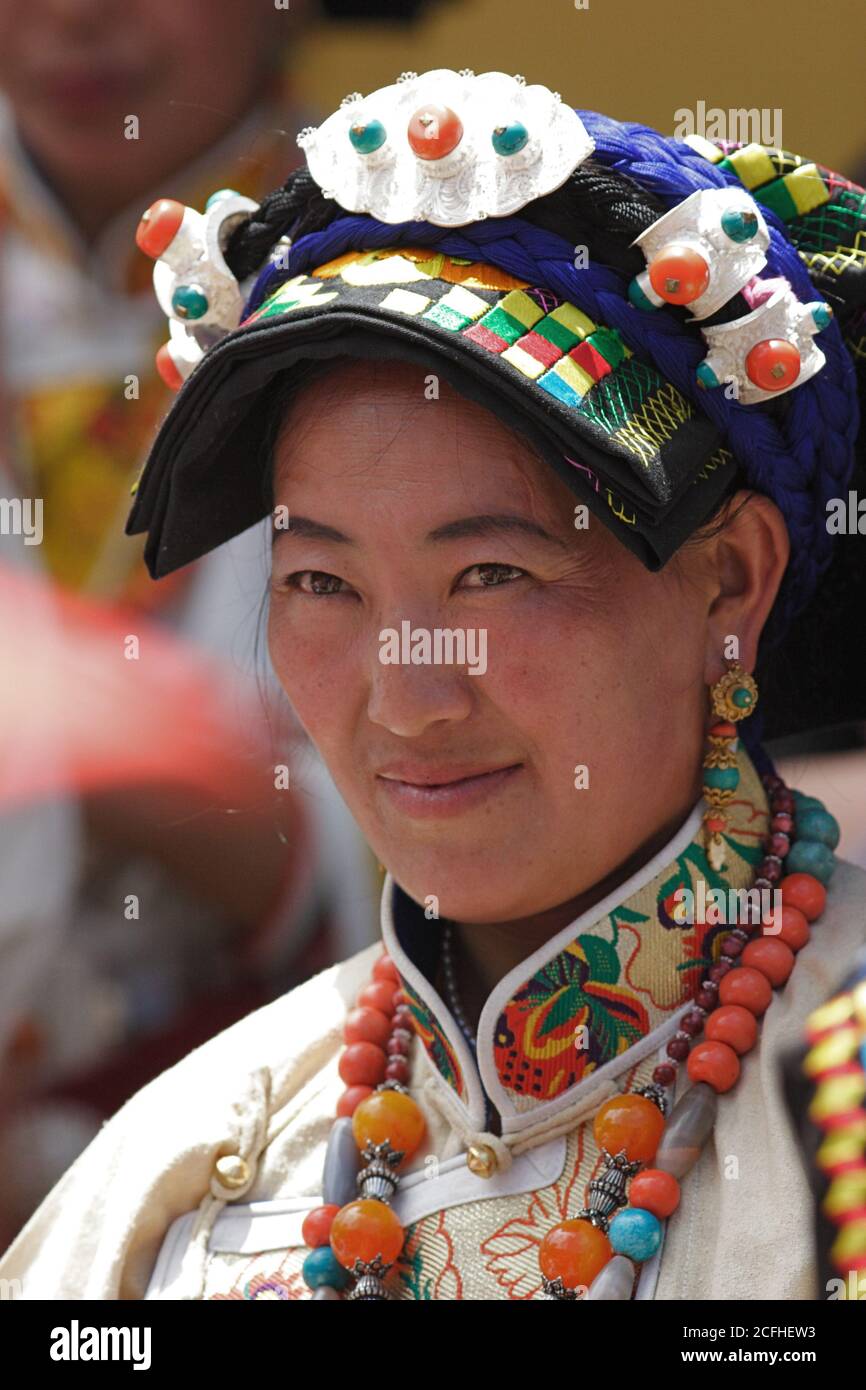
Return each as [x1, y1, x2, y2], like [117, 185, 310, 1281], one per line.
[701, 660, 759, 872]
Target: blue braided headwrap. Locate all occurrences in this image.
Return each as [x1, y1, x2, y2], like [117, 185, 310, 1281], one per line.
[242, 110, 859, 669]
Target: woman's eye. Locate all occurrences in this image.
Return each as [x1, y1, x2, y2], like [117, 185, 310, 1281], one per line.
[280, 570, 349, 596]
[459, 563, 526, 589]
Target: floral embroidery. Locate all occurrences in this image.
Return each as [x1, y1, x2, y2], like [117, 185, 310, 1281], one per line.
[210, 1270, 305, 1300]
[396, 1210, 463, 1300]
[480, 1160, 584, 1298]
[400, 976, 467, 1101]
[343, 1059, 657, 1299]
[495, 939, 649, 1100]
[477, 1058, 652, 1299]
[495, 753, 769, 1103]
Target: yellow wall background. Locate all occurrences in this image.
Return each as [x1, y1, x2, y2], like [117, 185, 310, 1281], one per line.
[295, 0, 865, 177]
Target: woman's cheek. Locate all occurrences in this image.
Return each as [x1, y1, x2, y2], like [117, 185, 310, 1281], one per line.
[480, 595, 610, 707]
[268, 606, 356, 731]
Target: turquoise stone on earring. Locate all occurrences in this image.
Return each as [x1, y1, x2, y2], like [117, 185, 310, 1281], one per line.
[731, 686, 754, 710]
[171, 284, 208, 319]
[491, 120, 529, 155]
[349, 118, 387, 154]
[796, 808, 841, 850]
[720, 207, 759, 242]
[608, 1207, 662, 1262]
[785, 839, 836, 884]
[704, 766, 740, 793]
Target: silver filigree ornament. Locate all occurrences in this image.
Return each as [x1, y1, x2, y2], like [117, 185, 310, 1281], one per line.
[697, 280, 831, 404]
[151, 189, 260, 384]
[587, 1147, 643, 1222]
[357, 1139, 405, 1202]
[629, 186, 771, 320]
[635, 1082, 669, 1115]
[295, 67, 595, 228]
[541, 1275, 583, 1300]
[347, 1254, 392, 1301]
[628, 187, 833, 403]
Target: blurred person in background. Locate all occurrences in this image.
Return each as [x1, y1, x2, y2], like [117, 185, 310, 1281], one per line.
[0, 0, 381, 1246]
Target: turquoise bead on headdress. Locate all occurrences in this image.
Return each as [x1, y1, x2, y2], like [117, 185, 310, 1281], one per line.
[349, 118, 387, 154]
[491, 120, 529, 156]
[171, 284, 209, 320]
[720, 207, 760, 242]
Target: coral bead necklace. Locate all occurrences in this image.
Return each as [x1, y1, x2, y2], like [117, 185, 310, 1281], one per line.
[299, 954, 428, 1299]
[535, 767, 838, 1298]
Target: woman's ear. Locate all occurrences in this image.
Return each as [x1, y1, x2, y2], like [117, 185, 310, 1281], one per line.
[703, 490, 790, 684]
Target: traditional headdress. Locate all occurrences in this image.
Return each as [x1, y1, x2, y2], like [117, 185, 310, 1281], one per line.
[126, 68, 866, 742]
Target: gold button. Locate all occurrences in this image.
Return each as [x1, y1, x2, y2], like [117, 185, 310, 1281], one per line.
[214, 1154, 250, 1189]
[467, 1143, 497, 1178]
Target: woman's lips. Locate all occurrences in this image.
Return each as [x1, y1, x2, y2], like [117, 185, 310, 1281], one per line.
[375, 763, 523, 818]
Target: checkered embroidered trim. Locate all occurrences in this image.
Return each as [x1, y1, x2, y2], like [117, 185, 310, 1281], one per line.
[684, 136, 832, 218]
[242, 247, 713, 536]
[247, 251, 634, 411]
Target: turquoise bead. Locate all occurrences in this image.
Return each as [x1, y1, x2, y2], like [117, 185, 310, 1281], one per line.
[796, 808, 840, 850]
[302, 1245, 350, 1291]
[349, 118, 387, 154]
[811, 302, 833, 330]
[696, 360, 720, 389]
[704, 766, 740, 792]
[793, 791, 826, 816]
[609, 1207, 662, 1262]
[720, 207, 759, 242]
[785, 839, 836, 884]
[171, 284, 208, 320]
[205, 188, 238, 209]
[731, 686, 754, 709]
[491, 120, 529, 156]
[628, 277, 657, 311]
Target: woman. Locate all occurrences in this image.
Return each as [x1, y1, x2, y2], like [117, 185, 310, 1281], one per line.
[2, 67, 865, 1301]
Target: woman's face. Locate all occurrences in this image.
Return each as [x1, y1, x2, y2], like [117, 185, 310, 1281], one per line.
[268, 358, 716, 925]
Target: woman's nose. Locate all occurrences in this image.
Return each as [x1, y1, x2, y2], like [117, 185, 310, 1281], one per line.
[366, 620, 478, 736]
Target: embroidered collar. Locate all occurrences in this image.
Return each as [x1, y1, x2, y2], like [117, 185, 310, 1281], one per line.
[380, 743, 769, 1135]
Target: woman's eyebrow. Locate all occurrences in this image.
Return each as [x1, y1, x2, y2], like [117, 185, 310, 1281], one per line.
[427, 514, 569, 549]
[272, 515, 353, 543]
[272, 512, 568, 549]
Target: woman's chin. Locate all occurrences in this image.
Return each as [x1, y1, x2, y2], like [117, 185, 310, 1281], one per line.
[383, 862, 540, 925]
